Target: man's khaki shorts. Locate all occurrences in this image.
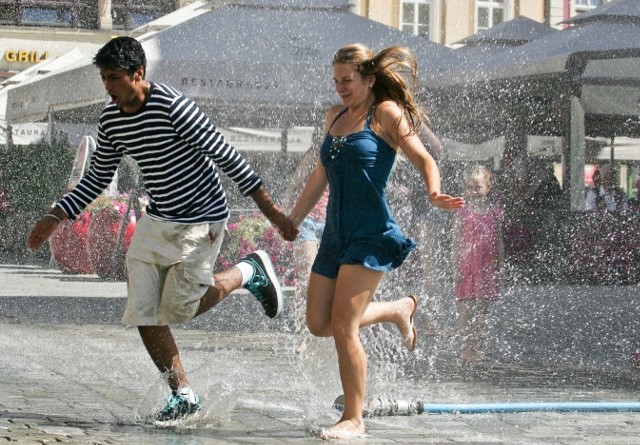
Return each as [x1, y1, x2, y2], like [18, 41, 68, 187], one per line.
[122, 215, 226, 326]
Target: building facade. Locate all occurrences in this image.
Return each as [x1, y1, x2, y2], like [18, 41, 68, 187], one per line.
[354, 0, 609, 44]
[0, 0, 192, 79]
[0, 0, 611, 79]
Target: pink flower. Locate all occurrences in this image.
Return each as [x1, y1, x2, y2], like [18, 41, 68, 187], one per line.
[216, 214, 296, 286]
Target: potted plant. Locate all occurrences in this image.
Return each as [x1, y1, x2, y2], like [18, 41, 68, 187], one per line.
[49, 211, 94, 274]
[85, 194, 137, 280]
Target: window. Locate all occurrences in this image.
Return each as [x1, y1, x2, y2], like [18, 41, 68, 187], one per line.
[400, 0, 433, 39]
[0, 0, 97, 28]
[22, 6, 72, 26]
[111, 0, 174, 31]
[575, 0, 603, 12]
[476, 0, 506, 32]
[0, 0, 176, 29]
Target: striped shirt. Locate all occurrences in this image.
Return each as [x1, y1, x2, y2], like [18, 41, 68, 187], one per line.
[57, 82, 262, 224]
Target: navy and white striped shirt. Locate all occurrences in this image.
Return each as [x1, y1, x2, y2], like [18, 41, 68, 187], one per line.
[57, 82, 262, 224]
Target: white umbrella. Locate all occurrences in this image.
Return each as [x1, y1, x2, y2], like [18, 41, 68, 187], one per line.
[2, 0, 454, 128]
[1, 48, 106, 124]
[138, 0, 453, 126]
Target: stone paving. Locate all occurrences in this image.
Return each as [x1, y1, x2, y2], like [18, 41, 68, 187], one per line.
[1, 263, 640, 444]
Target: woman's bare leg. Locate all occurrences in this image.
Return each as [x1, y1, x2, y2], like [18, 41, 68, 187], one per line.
[307, 265, 416, 439]
[306, 272, 416, 341]
[324, 265, 382, 437]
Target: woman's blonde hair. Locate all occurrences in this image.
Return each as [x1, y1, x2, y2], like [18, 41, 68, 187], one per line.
[332, 43, 427, 139]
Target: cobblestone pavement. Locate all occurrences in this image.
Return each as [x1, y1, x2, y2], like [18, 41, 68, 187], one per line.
[1, 263, 640, 444]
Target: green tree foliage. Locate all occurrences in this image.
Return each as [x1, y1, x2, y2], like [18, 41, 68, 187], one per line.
[0, 137, 74, 257]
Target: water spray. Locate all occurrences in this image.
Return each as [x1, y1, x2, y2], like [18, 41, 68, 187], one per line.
[332, 395, 640, 416]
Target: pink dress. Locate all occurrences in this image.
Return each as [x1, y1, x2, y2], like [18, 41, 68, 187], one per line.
[455, 206, 504, 301]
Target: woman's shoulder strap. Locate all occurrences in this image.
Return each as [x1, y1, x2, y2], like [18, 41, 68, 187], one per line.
[328, 107, 348, 131]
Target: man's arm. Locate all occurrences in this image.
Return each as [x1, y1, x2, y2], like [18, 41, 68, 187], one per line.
[251, 185, 299, 242]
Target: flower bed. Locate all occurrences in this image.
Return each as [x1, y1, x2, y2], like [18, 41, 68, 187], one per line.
[85, 195, 135, 280]
[50, 205, 295, 285]
[567, 211, 640, 284]
[503, 208, 640, 284]
[217, 212, 296, 287]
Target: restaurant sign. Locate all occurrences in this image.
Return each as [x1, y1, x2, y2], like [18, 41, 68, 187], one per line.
[4, 49, 49, 63]
[0, 123, 48, 145]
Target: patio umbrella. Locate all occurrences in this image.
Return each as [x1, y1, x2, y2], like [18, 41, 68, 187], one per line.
[456, 15, 558, 47]
[0, 48, 106, 131]
[429, 0, 640, 138]
[427, 0, 640, 209]
[560, 0, 640, 25]
[429, 16, 557, 158]
[138, 0, 453, 127]
[0, 1, 217, 127]
[2, 0, 453, 129]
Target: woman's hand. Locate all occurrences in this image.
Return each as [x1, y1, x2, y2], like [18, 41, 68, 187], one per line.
[429, 192, 464, 210]
[276, 214, 300, 242]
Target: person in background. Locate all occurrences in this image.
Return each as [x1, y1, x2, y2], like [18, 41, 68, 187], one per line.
[26, 36, 298, 423]
[451, 165, 504, 365]
[287, 43, 464, 439]
[585, 166, 627, 212]
[530, 161, 563, 209]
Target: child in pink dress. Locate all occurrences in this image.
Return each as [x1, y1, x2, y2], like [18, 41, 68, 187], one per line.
[451, 165, 505, 364]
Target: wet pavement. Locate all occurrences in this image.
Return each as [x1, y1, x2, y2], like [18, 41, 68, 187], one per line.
[1, 262, 640, 444]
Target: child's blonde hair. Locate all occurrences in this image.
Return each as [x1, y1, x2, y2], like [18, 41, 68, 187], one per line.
[465, 164, 492, 187]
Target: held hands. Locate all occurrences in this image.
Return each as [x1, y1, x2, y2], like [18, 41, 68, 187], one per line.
[429, 191, 465, 211]
[26, 214, 63, 252]
[271, 212, 300, 242]
[258, 204, 299, 241]
[250, 186, 299, 242]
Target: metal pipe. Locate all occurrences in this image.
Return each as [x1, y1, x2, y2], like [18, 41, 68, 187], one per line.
[333, 396, 640, 416]
[416, 401, 640, 414]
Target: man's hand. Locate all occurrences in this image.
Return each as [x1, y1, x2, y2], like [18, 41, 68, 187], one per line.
[428, 191, 465, 211]
[250, 186, 300, 241]
[272, 213, 300, 242]
[26, 208, 66, 252]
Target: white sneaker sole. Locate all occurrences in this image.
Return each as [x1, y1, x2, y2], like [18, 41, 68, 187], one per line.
[254, 250, 283, 319]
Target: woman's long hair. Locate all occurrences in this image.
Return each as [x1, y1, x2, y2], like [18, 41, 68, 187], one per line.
[332, 43, 427, 140]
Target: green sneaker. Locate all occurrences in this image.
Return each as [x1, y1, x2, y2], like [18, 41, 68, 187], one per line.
[240, 250, 283, 319]
[155, 392, 201, 422]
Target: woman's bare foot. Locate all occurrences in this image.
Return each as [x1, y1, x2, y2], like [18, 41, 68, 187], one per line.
[397, 295, 418, 351]
[319, 419, 365, 440]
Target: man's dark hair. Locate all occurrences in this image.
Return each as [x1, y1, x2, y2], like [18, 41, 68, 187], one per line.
[93, 36, 146, 77]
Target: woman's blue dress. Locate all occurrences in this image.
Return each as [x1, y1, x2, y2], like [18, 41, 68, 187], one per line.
[311, 109, 416, 279]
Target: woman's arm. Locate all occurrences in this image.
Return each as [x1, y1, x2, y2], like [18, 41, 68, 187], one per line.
[287, 105, 343, 226]
[288, 160, 329, 227]
[282, 145, 319, 210]
[375, 101, 463, 210]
